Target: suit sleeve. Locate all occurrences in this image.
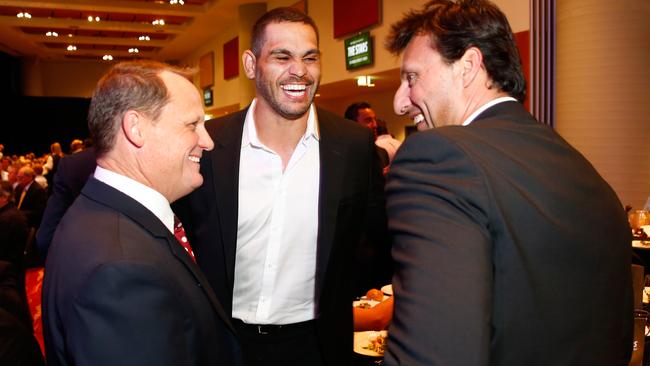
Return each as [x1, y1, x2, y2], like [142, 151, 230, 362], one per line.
[36, 159, 74, 258]
[384, 131, 493, 366]
[64, 261, 194, 366]
[365, 129, 392, 288]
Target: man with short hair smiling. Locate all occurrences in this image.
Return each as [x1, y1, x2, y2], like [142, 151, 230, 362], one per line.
[43, 60, 240, 366]
[175, 7, 387, 366]
[384, 1, 633, 365]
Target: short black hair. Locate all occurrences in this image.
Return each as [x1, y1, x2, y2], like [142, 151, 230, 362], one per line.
[344, 102, 372, 122]
[250, 7, 319, 57]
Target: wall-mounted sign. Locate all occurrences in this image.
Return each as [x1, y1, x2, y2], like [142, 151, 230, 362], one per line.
[203, 88, 213, 107]
[345, 32, 373, 69]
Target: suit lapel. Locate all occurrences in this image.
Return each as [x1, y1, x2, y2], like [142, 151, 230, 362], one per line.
[166, 236, 236, 334]
[208, 109, 246, 289]
[315, 109, 348, 294]
[208, 107, 349, 296]
[81, 178, 237, 334]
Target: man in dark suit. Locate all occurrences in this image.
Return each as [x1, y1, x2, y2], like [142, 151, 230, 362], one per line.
[0, 182, 45, 365]
[36, 147, 96, 260]
[43, 60, 240, 366]
[383, 1, 632, 365]
[15, 166, 47, 229]
[174, 7, 386, 366]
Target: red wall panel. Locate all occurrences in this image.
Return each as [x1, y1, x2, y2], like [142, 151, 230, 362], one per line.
[333, 0, 380, 38]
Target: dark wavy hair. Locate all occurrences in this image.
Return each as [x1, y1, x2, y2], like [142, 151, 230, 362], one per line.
[386, 0, 525, 102]
[88, 60, 193, 157]
[250, 7, 319, 57]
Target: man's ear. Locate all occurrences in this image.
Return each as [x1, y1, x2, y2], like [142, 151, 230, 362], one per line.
[242, 50, 257, 80]
[459, 46, 483, 87]
[122, 110, 145, 148]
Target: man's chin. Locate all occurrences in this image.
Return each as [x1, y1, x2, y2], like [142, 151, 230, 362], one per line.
[416, 121, 429, 131]
[277, 105, 311, 120]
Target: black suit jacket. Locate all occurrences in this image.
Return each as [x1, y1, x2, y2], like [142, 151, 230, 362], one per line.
[174, 107, 387, 365]
[43, 178, 241, 366]
[384, 101, 632, 366]
[0, 203, 29, 268]
[36, 147, 96, 259]
[15, 181, 47, 229]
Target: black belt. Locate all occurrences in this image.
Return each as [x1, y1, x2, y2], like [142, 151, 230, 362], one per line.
[233, 318, 315, 335]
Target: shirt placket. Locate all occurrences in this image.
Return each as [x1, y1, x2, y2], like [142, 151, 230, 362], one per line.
[256, 154, 286, 321]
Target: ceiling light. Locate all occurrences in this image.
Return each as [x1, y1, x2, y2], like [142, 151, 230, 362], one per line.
[87, 16, 100, 22]
[357, 76, 367, 86]
[128, 48, 139, 54]
[102, 55, 113, 61]
[170, 0, 185, 4]
[152, 19, 165, 26]
[66, 45, 77, 51]
[356, 75, 375, 87]
[138, 35, 151, 41]
[46, 31, 59, 37]
[68, 33, 73, 38]
[17, 12, 32, 19]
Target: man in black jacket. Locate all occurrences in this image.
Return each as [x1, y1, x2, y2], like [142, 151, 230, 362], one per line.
[383, 1, 632, 365]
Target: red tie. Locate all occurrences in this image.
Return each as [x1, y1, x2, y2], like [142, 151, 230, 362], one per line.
[174, 216, 196, 263]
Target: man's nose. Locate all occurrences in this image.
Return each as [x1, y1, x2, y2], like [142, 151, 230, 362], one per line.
[393, 82, 410, 116]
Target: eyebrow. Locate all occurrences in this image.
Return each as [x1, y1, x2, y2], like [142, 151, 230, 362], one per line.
[270, 48, 320, 57]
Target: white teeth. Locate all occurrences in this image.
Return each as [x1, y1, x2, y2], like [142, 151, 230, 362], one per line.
[413, 114, 424, 124]
[188, 156, 200, 163]
[281, 84, 306, 91]
[285, 90, 304, 97]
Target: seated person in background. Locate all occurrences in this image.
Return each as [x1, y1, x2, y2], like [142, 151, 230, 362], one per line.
[0, 181, 29, 269]
[0, 182, 44, 365]
[14, 166, 47, 229]
[68, 139, 84, 154]
[32, 164, 47, 191]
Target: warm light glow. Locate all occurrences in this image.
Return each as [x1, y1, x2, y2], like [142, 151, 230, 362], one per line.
[102, 55, 113, 61]
[128, 48, 139, 53]
[17, 12, 32, 19]
[356, 75, 375, 87]
[170, 0, 185, 4]
[138, 35, 151, 41]
[46, 31, 59, 37]
[87, 16, 100, 22]
[66, 45, 77, 51]
[152, 19, 165, 26]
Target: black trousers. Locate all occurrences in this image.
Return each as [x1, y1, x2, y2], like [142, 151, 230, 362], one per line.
[233, 319, 324, 366]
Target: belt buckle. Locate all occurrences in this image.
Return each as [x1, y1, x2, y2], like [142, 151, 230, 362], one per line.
[257, 324, 269, 335]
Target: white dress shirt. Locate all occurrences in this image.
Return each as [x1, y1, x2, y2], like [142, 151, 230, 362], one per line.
[94, 166, 175, 234]
[462, 96, 517, 126]
[375, 134, 402, 163]
[232, 99, 320, 325]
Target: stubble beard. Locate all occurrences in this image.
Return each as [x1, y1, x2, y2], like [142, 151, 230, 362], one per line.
[256, 73, 317, 120]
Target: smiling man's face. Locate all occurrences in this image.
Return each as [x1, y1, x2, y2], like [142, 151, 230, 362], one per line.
[252, 21, 321, 120]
